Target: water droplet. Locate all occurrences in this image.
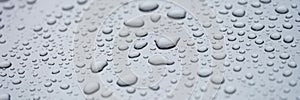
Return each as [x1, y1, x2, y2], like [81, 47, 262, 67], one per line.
[259, 0, 271, 4]
[117, 73, 138, 87]
[91, 61, 108, 73]
[210, 75, 225, 84]
[275, 6, 289, 14]
[282, 23, 293, 29]
[150, 14, 161, 22]
[224, 86, 236, 94]
[102, 28, 113, 34]
[101, 90, 113, 98]
[232, 9, 245, 17]
[283, 35, 294, 43]
[197, 69, 213, 77]
[124, 18, 145, 27]
[77, 0, 87, 5]
[134, 41, 148, 50]
[0, 61, 11, 69]
[167, 9, 186, 19]
[270, 33, 281, 40]
[212, 53, 227, 60]
[128, 51, 140, 58]
[83, 82, 100, 94]
[0, 93, 10, 100]
[138, 1, 159, 12]
[155, 37, 180, 49]
[197, 46, 208, 53]
[148, 55, 174, 65]
[251, 23, 265, 31]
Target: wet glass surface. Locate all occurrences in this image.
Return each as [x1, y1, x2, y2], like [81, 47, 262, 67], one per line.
[0, 0, 300, 100]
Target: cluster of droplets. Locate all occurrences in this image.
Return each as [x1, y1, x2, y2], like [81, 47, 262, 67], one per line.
[72, 0, 230, 99]
[212, 0, 300, 99]
[0, 0, 299, 100]
[0, 0, 92, 99]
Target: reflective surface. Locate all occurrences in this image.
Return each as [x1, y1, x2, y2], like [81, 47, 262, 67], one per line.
[0, 0, 300, 100]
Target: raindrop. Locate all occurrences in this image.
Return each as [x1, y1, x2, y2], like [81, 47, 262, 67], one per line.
[0, 93, 10, 100]
[275, 6, 289, 14]
[150, 14, 161, 22]
[0, 61, 12, 69]
[167, 9, 186, 19]
[197, 69, 213, 77]
[134, 41, 148, 50]
[283, 35, 294, 43]
[83, 82, 100, 95]
[232, 9, 245, 17]
[282, 23, 293, 29]
[259, 0, 271, 4]
[138, 1, 159, 12]
[212, 53, 227, 60]
[154, 37, 180, 49]
[210, 75, 225, 84]
[251, 23, 265, 31]
[148, 55, 174, 65]
[270, 33, 281, 40]
[117, 73, 138, 87]
[91, 61, 108, 73]
[224, 86, 236, 94]
[124, 18, 145, 28]
[102, 28, 113, 34]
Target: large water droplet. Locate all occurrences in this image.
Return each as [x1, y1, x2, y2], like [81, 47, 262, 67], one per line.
[0, 93, 10, 100]
[197, 69, 213, 77]
[138, 1, 159, 12]
[124, 18, 145, 27]
[117, 73, 138, 87]
[83, 82, 100, 95]
[251, 23, 265, 31]
[154, 37, 180, 49]
[91, 61, 108, 73]
[148, 55, 174, 65]
[0, 61, 11, 69]
[232, 9, 245, 17]
[275, 6, 289, 14]
[167, 9, 186, 19]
